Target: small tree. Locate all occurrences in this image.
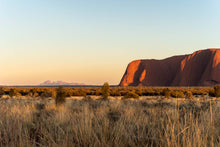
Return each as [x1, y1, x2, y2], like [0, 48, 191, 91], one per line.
[55, 87, 66, 106]
[0, 87, 4, 98]
[101, 82, 110, 99]
[185, 91, 193, 99]
[9, 89, 16, 98]
[214, 85, 220, 97]
[163, 88, 170, 98]
[209, 88, 215, 97]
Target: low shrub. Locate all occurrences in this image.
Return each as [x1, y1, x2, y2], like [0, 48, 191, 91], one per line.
[209, 88, 215, 97]
[82, 95, 93, 101]
[40, 90, 53, 98]
[0, 87, 4, 98]
[19, 90, 29, 96]
[162, 88, 171, 98]
[214, 85, 220, 97]
[171, 91, 184, 98]
[9, 88, 20, 98]
[55, 87, 66, 106]
[185, 91, 193, 99]
[123, 91, 139, 99]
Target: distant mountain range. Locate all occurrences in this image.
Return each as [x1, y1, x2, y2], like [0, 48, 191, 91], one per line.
[40, 80, 85, 86]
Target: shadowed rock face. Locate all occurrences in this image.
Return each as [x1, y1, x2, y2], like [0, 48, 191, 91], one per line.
[120, 49, 220, 86]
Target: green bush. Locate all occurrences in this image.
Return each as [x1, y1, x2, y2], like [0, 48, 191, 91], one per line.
[55, 87, 66, 106]
[101, 82, 110, 99]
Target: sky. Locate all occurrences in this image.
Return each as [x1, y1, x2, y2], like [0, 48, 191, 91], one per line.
[0, 0, 220, 85]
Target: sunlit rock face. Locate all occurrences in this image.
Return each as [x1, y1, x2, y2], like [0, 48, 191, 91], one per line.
[120, 49, 220, 86]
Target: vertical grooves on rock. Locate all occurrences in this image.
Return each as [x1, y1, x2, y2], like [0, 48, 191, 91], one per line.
[119, 49, 220, 86]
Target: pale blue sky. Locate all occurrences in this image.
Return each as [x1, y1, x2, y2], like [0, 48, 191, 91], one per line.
[0, 0, 219, 85]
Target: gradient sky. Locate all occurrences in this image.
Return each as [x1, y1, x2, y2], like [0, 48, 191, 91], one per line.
[0, 0, 220, 85]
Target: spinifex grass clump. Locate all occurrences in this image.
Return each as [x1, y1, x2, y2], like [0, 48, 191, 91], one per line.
[82, 95, 93, 102]
[107, 109, 121, 126]
[55, 87, 66, 106]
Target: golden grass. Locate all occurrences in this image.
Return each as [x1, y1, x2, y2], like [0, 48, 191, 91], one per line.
[0, 97, 219, 146]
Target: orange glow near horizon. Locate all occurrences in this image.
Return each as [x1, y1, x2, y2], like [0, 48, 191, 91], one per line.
[0, 58, 126, 85]
[0, 0, 220, 85]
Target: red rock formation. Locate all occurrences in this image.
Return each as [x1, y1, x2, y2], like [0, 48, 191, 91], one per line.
[120, 49, 220, 86]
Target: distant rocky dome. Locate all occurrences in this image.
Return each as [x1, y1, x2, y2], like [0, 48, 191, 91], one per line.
[40, 80, 85, 86]
[120, 48, 220, 86]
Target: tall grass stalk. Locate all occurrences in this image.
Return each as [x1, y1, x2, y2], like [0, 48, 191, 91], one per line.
[0, 97, 219, 146]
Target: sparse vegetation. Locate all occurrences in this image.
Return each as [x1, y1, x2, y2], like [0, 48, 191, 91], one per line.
[0, 86, 214, 98]
[185, 90, 193, 98]
[55, 87, 66, 106]
[0, 97, 219, 146]
[123, 91, 139, 99]
[163, 88, 171, 98]
[214, 85, 220, 97]
[82, 95, 93, 101]
[0, 87, 4, 98]
[171, 90, 184, 98]
[209, 88, 215, 97]
[9, 88, 18, 98]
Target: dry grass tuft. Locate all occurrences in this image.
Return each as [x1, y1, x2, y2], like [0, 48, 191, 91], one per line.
[0, 97, 219, 146]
